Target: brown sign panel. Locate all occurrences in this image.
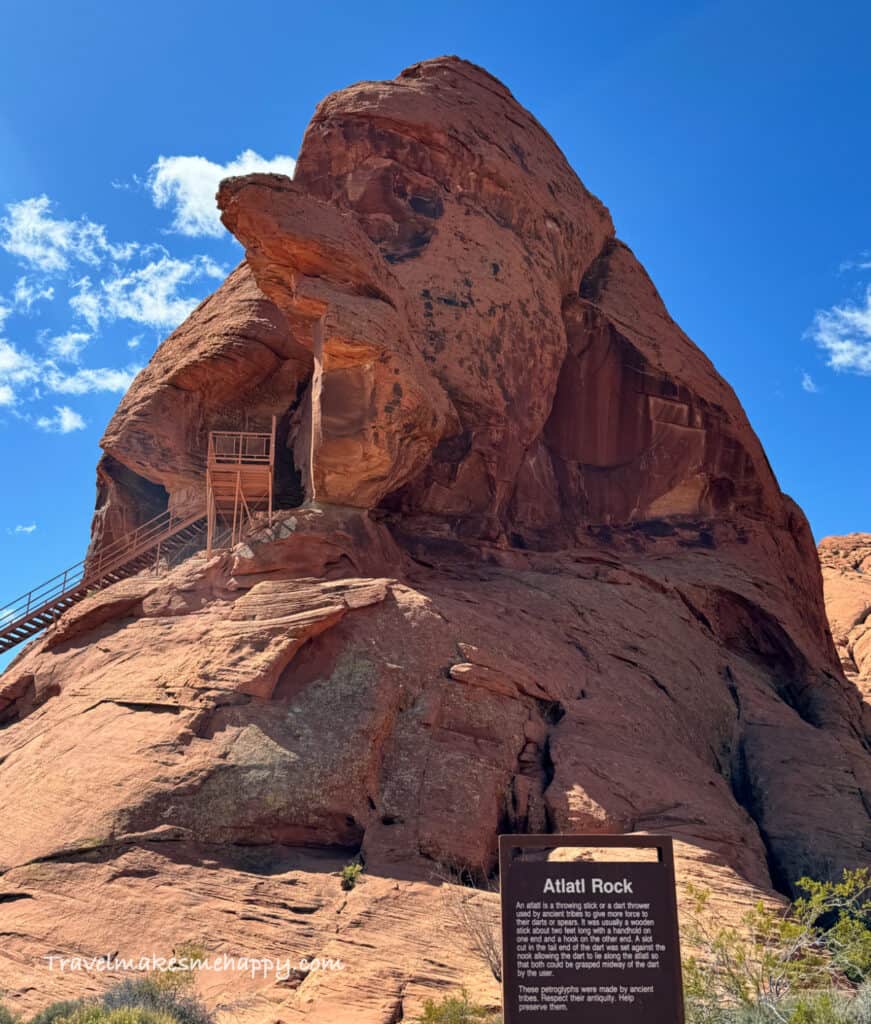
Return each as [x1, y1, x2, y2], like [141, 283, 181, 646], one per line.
[499, 834, 685, 1023]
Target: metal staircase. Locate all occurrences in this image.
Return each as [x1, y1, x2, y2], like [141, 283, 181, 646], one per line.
[0, 508, 207, 654]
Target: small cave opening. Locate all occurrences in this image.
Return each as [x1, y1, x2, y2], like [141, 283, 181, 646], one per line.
[273, 410, 305, 510]
[271, 385, 309, 510]
[89, 455, 171, 564]
[97, 455, 170, 528]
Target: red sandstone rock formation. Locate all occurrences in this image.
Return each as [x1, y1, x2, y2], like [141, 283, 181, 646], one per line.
[820, 533, 871, 713]
[1, 57, 869, 1023]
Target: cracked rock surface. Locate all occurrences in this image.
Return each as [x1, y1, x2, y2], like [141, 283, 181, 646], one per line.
[820, 533, 871, 713]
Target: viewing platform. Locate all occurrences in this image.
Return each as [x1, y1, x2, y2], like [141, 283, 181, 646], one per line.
[206, 418, 277, 554]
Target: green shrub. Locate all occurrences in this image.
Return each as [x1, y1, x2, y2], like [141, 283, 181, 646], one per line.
[683, 869, 870, 1024]
[340, 862, 363, 891]
[686, 990, 867, 1023]
[0, 1004, 18, 1024]
[28, 1003, 87, 1024]
[98, 941, 211, 1024]
[787, 991, 855, 1023]
[853, 982, 871, 1024]
[53, 1009, 178, 1024]
[147, 943, 207, 996]
[416, 991, 499, 1023]
[101, 978, 211, 1024]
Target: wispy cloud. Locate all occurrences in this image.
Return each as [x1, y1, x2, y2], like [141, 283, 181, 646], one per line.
[71, 254, 224, 330]
[809, 286, 871, 375]
[839, 251, 871, 273]
[801, 372, 818, 393]
[12, 522, 37, 534]
[2, 194, 224, 335]
[45, 330, 91, 362]
[0, 182, 231, 433]
[0, 195, 137, 273]
[36, 405, 86, 433]
[44, 364, 139, 395]
[1, 334, 136, 406]
[148, 150, 296, 238]
[13, 276, 54, 311]
[0, 338, 40, 392]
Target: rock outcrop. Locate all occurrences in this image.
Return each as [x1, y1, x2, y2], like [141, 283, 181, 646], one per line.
[820, 533, 871, 713]
[1, 57, 869, 1023]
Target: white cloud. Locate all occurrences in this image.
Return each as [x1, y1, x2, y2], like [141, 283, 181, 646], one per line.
[148, 149, 296, 238]
[0, 188, 230, 426]
[13, 276, 54, 311]
[44, 364, 139, 395]
[0, 339, 40, 393]
[0, 196, 119, 273]
[36, 405, 86, 433]
[810, 286, 871, 375]
[0, 335, 134, 406]
[68, 276, 102, 331]
[46, 330, 90, 362]
[839, 252, 871, 273]
[13, 523, 37, 534]
[801, 372, 818, 393]
[111, 174, 143, 192]
[71, 254, 224, 330]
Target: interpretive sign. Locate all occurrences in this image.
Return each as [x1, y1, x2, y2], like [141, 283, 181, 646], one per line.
[499, 834, 684, 1023]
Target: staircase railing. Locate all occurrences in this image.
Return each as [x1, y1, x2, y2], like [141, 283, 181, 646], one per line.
[0, 507, 204, 634]
[208, 430, 272, 465]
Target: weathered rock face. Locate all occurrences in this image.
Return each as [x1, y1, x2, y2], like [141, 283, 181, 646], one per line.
[820, 533, 871, 713]
[1, 57, 869, 1023]
[215, 59, 784, 541]
[92, 263, 311, 549]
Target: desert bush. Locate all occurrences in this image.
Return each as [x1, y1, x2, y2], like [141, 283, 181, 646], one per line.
[340, 862, 363, 891]
[100, 979, 211, 1024]
[434, 864, 502, 983]
[98, 941, 211, 1024]
[415, 991, 500, 1023]
[795, 874, 871, 984]
[686, 989, 866, 1023]
[0, 1004, 18, 1024]
[683, 868, 870, 1023]
[53, 1008, 178, 1024]
[28, 1002, 87, 1024]
[852, 982, 871, 1024]
[787, 991, 856, 1023]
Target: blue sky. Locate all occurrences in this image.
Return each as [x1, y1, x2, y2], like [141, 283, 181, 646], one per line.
[1, 0, 870, 653]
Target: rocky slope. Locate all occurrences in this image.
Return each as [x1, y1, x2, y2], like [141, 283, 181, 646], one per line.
[820, 533, 871, 712]
[1, 57, 869, 1022]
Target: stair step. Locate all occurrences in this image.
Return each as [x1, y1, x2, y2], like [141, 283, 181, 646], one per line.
[1, 516, 217, 652]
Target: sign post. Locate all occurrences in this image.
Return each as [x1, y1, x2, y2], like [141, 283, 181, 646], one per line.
[499, 834, 685, 1023]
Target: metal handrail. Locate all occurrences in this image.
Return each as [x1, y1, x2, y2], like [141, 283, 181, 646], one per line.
[0, 507, 204, 633]
[207, 431, 273, 465]
[2, 428, 276, 642]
